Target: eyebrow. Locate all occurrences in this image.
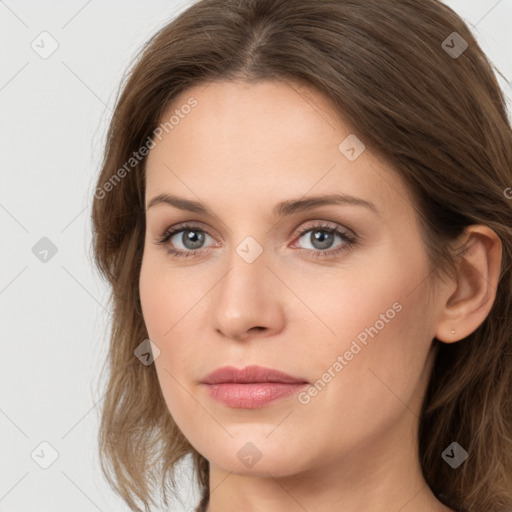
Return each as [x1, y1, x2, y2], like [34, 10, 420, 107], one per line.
[146, 192, 380, 217]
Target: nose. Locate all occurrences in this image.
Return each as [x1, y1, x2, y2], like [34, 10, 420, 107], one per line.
[210, 243, 286, 341]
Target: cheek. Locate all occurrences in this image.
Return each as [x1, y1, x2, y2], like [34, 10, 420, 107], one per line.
[288, 287, 433, 463]
[139, 251, 197, 341]
[315, 283, 433, 426]
[139, 252, 206, 373]
[139, 257, 167, 340]
[139, 256, 199, 426]
[303, 247, 434, 405]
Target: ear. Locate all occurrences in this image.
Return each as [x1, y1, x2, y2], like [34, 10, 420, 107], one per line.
[435, 225, 502, 343]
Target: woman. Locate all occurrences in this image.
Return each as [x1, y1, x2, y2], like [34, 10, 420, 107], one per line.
[91, 1, 512, 511]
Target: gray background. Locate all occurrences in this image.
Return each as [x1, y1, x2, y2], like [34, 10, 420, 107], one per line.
[1, 1, 511, 511]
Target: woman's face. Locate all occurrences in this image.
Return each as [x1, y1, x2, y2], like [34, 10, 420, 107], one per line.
[140, 80, 441, 477]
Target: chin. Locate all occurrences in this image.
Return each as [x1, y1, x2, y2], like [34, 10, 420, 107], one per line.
[202, 438, 310, 477]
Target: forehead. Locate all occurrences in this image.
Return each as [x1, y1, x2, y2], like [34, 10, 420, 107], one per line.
[144, 79, 415, 221]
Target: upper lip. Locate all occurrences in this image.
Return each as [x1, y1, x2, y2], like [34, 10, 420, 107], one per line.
[202, 365, 308, 384]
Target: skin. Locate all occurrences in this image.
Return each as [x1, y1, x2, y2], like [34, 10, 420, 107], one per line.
[139, 80, 502, 512]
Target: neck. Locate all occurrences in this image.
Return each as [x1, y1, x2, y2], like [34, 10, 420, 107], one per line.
[204, 409, 453, 512]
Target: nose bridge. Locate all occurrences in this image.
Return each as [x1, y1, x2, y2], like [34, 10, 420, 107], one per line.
[210, 233, 285, 339]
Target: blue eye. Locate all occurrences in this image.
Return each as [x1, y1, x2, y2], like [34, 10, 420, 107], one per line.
[154, 222, 357, 260]
[155, 225, 213, 258]
[290, 223, 358, 260]
[170, 228, 211, 251]
[296, 226, 354, 252]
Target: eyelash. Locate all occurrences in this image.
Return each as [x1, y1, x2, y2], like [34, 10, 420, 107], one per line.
[154, 222, 358, 260]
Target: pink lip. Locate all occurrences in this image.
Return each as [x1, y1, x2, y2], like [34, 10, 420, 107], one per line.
[201, 365, 309, 409]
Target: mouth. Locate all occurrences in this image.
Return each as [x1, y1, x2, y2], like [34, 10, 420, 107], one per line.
[201, 365, 309, 409]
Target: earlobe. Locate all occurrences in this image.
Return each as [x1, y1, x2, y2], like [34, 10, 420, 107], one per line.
[435, 225, 502, 344]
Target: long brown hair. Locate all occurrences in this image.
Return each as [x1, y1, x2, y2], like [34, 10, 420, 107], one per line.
[90, 1, 512, 510]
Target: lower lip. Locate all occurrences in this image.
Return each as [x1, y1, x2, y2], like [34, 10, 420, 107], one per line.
[203, 382, 308, 408]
